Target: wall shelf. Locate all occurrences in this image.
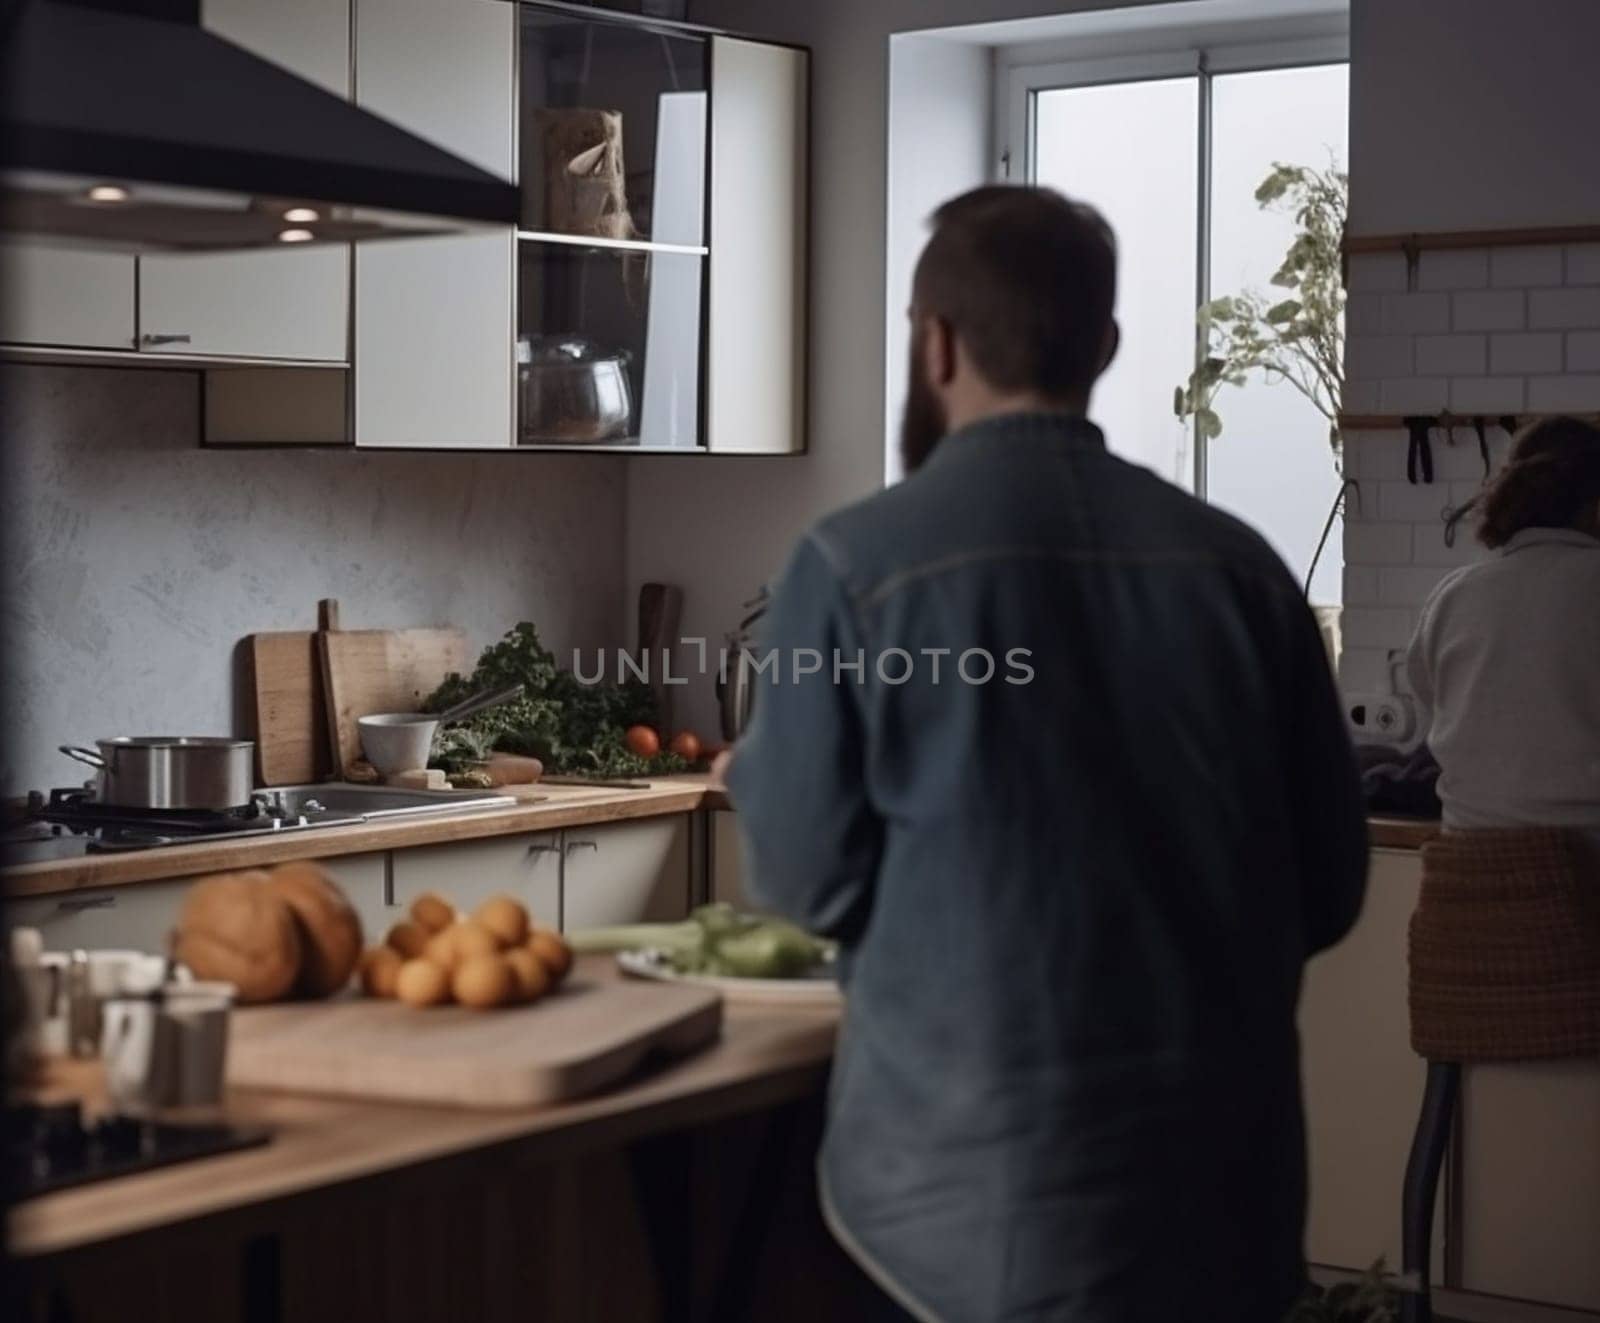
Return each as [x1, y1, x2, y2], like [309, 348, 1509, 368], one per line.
[1343, 223, 1600, 255]
[517, 230, 709, 257]
[1337, 411, 1597, 432]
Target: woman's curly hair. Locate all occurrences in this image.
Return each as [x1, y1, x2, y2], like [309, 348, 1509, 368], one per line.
[1477, 416, 1600, 548]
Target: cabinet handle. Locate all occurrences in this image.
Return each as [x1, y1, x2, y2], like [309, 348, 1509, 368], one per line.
[141, 333, 192, 347]
[56, 895, 116, 914]
[564, 839, 598, 856]
[527, 842, 562, 857]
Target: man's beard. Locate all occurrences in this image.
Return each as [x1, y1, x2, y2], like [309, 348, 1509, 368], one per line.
[898, 336, 948, 474]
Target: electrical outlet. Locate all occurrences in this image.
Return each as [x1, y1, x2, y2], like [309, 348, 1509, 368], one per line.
[1345, 692, 1417, 742]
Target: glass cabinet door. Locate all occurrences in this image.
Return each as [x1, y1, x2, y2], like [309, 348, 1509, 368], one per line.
[517, 242, 702, 448]
[519, 9, 709, 246]
[517, 7, 709, 450]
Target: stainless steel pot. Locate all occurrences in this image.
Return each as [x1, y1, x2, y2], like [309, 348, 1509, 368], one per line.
[59, 737, 255, 811]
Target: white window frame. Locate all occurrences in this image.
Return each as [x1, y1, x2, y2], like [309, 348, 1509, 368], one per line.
[997, 34, 1349, 496]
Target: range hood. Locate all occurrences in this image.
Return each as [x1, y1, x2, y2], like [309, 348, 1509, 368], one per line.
[0, 0, 519, 252]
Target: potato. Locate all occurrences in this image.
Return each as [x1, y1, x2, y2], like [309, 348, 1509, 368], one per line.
[503, 947, 551, 1004]
[473, 895, 530, 949]
[359, 946, 403, 998]
[409, 892, 455, 934]
[528, 928, 573, 984]
[396, 958, 451, 1007]
[173, 871, 302, 1003]
[386, 920, 431, 960]
[452, 921, 500, 962]
[453, 953, 514, 1009]
[268, 861, 363, 997]
[425, 927, 461, 973]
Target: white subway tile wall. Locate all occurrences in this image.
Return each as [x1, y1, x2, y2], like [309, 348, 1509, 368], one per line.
[1337, 241, 1600, 697]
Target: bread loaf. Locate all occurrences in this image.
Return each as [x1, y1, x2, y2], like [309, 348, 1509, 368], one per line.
[268, 861, 364, 998]
[174, 871, 302, 1003]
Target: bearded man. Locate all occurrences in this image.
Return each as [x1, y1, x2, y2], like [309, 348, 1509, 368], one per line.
[722, 185, 1368, 1322]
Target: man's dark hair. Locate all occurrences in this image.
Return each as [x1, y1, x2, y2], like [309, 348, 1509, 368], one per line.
[911, 185, 1118, 399]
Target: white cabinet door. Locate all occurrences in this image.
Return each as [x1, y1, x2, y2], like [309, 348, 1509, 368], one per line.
[6, 880, 192, 956]
[387, 832, 562, 932]
[560, 817, 691, 932]
[0, 245, 136, 350]
[353, 0, 515, 449]
[707, 37, 808, 455]
[354, 231, 513, 446]
[202, 0, 349, 97]
[1300, 848, 1436, 1274]
[315, 852, 391, 950]
[134, 0, 352, 363]
[140, 247, 349, 362]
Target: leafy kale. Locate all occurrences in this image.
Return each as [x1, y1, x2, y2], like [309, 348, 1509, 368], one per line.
[424, 622, 687, 778]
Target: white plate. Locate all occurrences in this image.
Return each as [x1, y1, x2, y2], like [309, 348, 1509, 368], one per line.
[616, 949, 842, 1005]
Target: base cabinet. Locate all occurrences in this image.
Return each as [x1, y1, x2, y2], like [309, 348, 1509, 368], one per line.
[4, 879, 192, 956]
[385, 832, 562, 932]
[560, 817, 691, 932]
[1301, 846, 1600, 1317]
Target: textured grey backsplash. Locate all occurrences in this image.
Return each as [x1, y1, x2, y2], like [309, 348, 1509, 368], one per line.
[1, 364, 627, 796]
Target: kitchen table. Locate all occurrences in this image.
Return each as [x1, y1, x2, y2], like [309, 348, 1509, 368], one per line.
[9, 956, 846, 1323]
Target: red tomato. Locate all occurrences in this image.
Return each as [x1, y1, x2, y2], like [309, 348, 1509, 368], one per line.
[668, 730, 703, 763]
[624, 725, 660, 759]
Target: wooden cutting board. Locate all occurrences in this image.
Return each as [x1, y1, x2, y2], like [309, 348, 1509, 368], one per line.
[320, 628, 471, 774]
[249, 631, 327, 786]
[227, 973, 722, 1108]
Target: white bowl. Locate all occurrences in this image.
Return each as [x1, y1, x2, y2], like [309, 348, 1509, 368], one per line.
[358, 713, 439, 776]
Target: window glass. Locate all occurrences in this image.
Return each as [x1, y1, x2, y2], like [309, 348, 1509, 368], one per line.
[1033, 78, 1198, 487]
[1208, 64, 1349, 604]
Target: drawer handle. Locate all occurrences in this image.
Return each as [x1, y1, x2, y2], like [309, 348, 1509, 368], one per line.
[56, 895, 117, 914]
[527, 843, 562, 857]
[141, 332, 192, 347]
[564, 840, 598, 856]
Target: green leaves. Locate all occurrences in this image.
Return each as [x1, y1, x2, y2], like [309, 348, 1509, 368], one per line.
[425, 622, 689, 778]
[1172, 157, 1347, 456]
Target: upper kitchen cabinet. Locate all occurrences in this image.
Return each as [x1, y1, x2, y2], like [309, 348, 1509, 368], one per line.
[352, 0, 516, 448]
[139, 0, 353, 364]
[513, 10, 808, 453]
[0, 245, 136, 351]
[707, 36, 808, 455]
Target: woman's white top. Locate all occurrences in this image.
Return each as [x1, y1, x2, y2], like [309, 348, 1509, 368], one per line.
[1406, 527, 1600, 830]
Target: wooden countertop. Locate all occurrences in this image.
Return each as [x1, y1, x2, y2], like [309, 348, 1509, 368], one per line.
[3, 769, 1435, 897]
[4, 776, 726, 898]
[9, 956, 839, 1258]
[1367, 815, 1441, 851]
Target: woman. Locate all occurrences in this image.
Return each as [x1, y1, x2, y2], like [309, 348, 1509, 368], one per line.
[1406, 416, 1600, 835]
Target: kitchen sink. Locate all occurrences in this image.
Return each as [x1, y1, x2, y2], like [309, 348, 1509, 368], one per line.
[258, 784, 521, 821]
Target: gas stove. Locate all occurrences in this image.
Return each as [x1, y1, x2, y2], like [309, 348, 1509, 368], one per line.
[8, 1098, 270, 1198]
[1, 784, 520, 864]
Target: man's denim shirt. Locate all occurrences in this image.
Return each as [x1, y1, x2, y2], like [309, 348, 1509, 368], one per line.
[726, 413, 1368, 1323]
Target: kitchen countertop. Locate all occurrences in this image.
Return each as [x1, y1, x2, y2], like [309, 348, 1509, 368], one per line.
[3, 775, 1439, 898]
[3, 776, 726, 898]
[9, 956, 840, 1258]
[1366, 815, 1441, 851]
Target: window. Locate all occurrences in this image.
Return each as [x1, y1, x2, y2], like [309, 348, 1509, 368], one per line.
[1020, 46, 1348, 605]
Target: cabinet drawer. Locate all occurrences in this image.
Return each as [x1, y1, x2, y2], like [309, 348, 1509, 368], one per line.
[387, 832, 561, 931]
[6, 880, 191, 956]
[560, 817, 691, 932]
